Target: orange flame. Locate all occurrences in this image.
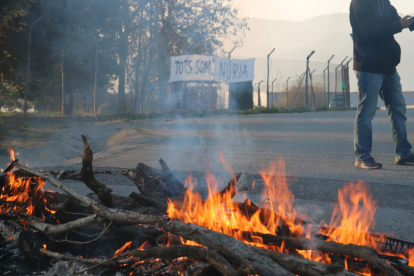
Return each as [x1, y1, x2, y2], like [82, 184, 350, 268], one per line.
[408, 248, 414, 267]
[114, 241, 132, 257]
[8, 148, 16, 162]
[137, 241, 150, 251]
[167, 154, 414, 275]
[0, 170, 56, 222]
[43, 244, 46, 249]
[322, 182, 379, 248]
[167, 157, 303, 252]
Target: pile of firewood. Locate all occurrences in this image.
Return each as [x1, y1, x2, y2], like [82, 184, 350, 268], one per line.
[0, 135, 413, 276]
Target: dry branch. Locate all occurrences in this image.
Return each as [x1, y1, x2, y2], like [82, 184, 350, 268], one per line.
[81, 135, 114, 208]
[19, 213, 105, 236]
[14, 163, 166, 226]
[96, 207, 165, 225]
[129, 245, 253, 276]
[163, 220, 295, 276]
[14, 163, 98, 209]
[254, 234, 403, 276]
[40, 248, 109, 265]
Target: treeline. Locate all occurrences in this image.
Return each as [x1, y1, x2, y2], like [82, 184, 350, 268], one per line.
[0, 0, 247, 115]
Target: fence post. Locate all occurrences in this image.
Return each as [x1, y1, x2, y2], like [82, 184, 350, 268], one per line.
[305, 51, 315, 108]
[257, 80, 264, 107]
[309, 69, 316, 108]
[290, 72, 306, 109]
[327, 55, 334, 108]
[336, 56, 348, 106]
[286, 77, 290, 108]
[344, 58, 353, 108]
[267, 48, 275, 108]
[323, 68, 327, 106]
[271, 77, 277, 107]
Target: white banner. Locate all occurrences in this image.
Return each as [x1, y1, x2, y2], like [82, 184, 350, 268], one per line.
[169, 55, 215, 82]
[214, 57, 255, 83]
[169, 55, 256, 83]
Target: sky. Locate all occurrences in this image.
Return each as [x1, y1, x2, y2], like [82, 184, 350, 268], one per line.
[232, 0, 414, 21]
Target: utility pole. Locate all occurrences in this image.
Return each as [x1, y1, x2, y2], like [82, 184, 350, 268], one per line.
[257, 80, 264, 107]
[228, 45, 238, 59]
[267, 48, 275, 108]
[24, 16, 44, 119]
[286, 77, 290, 107]
[327, 55, 334, 108]
[271, 77, 277, 107]
[305, 51, 315, 108]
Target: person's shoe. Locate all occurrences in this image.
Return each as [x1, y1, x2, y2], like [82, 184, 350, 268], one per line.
[355, 158, 382, 170]
[395, 154, 414, 165]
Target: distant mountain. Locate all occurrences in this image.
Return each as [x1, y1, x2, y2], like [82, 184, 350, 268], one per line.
[225, 14, 414, 91]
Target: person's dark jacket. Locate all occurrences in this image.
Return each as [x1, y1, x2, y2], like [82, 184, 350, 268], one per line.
[350, 0, 402, 74]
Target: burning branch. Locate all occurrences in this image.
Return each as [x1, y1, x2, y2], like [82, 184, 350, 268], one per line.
[14, 163, 167, 228]
[163, 220, 295, 276]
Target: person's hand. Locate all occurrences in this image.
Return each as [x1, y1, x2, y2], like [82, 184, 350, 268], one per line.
[400, 15, 414, 29]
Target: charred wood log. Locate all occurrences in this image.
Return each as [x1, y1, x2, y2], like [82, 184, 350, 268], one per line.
[399, 265, 414, 276]
[125, 163, 171, 199]
[268, 251, 360, 276]
[80, 135, 114, 208]
[248, 234, 403, 276]
[163, 220, 294, 276]
[129, 245, 254, 276]
[211, 172, 241, 201]
[159, 158, 185, 197]
[129, 192, 168, 213]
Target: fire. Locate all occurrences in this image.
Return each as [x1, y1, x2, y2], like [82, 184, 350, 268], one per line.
[408, 248, 414, 267]
[167, 157, 303, 252]
[43, 244, 47, 249]
[137, 241, 150, 251]
[167, 153, 414, 275]
[114, 241, 132, 257]
[8, 148, 16, 162]
[0, 148, 57, 221]
[0, 172, 48, 217]
[322, 182, 379, 248]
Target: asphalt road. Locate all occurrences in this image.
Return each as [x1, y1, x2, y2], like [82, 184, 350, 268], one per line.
[1, 109, 414, 242]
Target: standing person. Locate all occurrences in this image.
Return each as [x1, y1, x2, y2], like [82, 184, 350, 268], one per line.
[350, 0, 414, 170]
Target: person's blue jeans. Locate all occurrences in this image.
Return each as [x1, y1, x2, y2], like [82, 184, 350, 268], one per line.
[354, 71, 412, 161]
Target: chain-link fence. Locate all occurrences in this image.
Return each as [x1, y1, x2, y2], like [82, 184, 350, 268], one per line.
[248, 58, 351, 109]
